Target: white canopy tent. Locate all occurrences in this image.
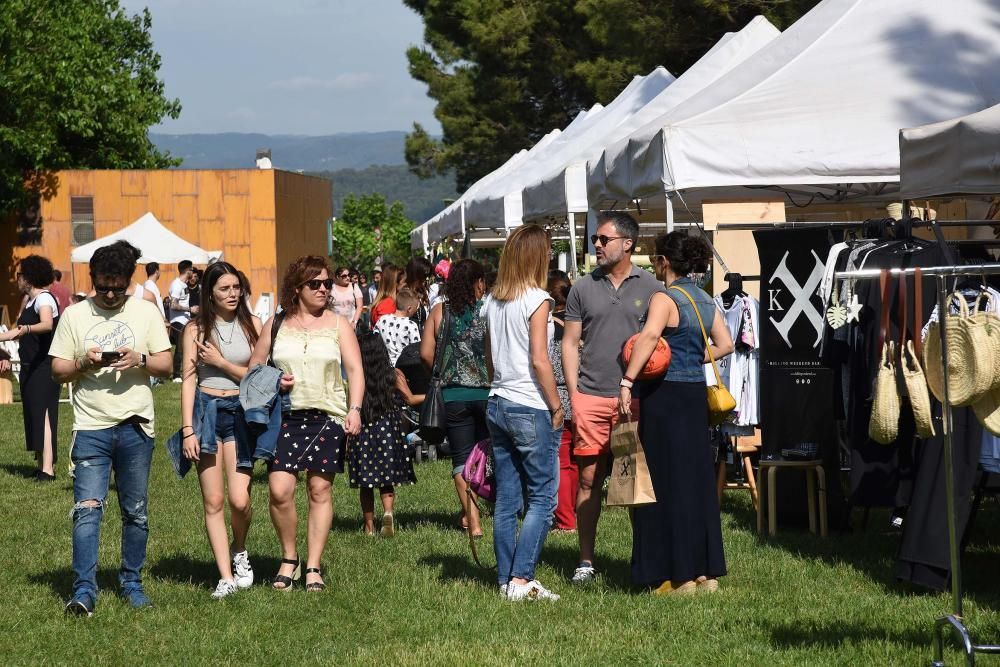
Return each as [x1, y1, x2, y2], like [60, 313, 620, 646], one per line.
[70, 212, 222, 264]
[463, 67, 676, 231]
[588, 0, 1000, 216]
[524, 16, 780, 222]
[899, 103, 1000, 199]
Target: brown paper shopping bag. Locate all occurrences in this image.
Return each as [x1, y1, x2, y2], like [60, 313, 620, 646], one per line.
[606, 419, 657, 507]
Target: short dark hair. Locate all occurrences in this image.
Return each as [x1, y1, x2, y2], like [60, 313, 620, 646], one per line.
[19, 255, 55, 289]
[90, 241, 140, 280]
[655, 231, 713, 276]
[146, 262, 159, 277]
[178, 260, 193, 273]
[53, 269, 62, 281]
[597, 210, 640, 251]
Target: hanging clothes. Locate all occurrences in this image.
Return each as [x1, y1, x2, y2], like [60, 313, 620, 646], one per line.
[712, 293, 760, 429]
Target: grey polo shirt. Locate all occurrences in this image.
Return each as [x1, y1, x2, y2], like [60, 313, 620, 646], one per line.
[565, 265, 665, 397]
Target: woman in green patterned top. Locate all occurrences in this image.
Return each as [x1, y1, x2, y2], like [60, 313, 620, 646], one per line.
[420, 259, 489, 537]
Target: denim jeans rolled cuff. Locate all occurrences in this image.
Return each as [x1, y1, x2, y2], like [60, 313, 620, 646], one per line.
[487, 396, 560, 586]
[193, 390, 253, 468]
[70, 422, 154, 599]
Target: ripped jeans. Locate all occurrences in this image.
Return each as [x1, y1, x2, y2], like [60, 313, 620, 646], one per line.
[70, 423, 154, 601]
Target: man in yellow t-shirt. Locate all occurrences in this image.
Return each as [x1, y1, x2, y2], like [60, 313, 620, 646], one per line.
[49, 241, 172, 617]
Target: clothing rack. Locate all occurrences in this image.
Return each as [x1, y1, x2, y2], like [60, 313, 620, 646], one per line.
[834, 263, 1000, 667]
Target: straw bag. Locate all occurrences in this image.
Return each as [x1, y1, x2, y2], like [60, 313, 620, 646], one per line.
[868, 270, 900, 445]
[970, 292, 1000, 435]
[924, 291, 992, 406]
[898, 269, 934, 438]
[970, 292, 1000, 390]
[669, 285, 736, 425]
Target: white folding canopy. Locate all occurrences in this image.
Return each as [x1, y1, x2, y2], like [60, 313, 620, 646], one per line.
[70, 212, 222, 264]
[899, 103, 1000, 199]
[589, 0, 1000, 210]
[463, 67, 676, 230]
[523, 15, 780, 222]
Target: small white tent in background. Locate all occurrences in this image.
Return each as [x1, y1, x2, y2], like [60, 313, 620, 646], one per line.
[899, 103, 1000, 199]
[69, 212, 223, 265]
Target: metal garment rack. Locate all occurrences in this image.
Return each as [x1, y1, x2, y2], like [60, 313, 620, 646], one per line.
[835, 263, 1000, 667]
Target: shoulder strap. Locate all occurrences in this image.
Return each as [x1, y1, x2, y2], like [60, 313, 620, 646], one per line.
[878, 269, 891, 351]
[431, 306, 452, 381]
[267, 311, 287, 367]
[668, 286, 722, 386]
[913, 267, 923, 359]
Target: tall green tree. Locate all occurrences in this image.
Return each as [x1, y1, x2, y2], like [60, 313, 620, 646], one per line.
[0, 0, 181, 214]
[403, 0, 818, 191]
[332, 193, 414, 272]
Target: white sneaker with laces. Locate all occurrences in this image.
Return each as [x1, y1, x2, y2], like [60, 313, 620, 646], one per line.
[506, 579, 560, 602]
[232, 550, 254, 589]
[499, 583, 508, 597]
[211, 578, 239, 599]
[572, 564, 597, 584]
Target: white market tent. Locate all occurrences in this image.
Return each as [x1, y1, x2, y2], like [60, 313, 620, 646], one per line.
[899, 103, 1000, 199]
[70, 212, 223, 264]
[463, 67, 676, 231]
[523, 15, 780, 222]
[588, 0, 1000, 218]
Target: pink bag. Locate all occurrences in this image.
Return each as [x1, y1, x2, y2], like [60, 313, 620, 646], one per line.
[463, 438, 495, 503]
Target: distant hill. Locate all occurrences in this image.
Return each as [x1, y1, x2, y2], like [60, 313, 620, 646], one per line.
[311, 165, 457, 224]
[150, 131, 409, 171]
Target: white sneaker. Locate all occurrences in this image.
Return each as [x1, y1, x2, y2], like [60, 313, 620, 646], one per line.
[571, 564, 597, 584]
[211, 578, 239, 599]
[499, 583, 508, 597]
[171, 377, 183, 384]
[507, 580, 560, 602]
[232, 550, 254, 589]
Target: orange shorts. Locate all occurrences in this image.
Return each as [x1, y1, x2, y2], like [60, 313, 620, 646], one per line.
[570, 390, 640, 457]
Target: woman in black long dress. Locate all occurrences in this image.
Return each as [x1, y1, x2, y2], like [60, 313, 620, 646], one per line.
[0, 255, 60, 481]
[618, 232, 734, 594]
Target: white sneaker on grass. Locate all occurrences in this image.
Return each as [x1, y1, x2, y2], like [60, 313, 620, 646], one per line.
[507, 580, 560, 602]
[211, 579, 239, 599]
[232, 550, 254, 589]
[572, 564, 597, 584]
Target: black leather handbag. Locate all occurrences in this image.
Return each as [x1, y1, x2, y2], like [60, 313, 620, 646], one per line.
[418, 306, 452, 444]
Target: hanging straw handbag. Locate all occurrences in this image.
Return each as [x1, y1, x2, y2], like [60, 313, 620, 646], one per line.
[969, 291, 1000, 435]
[669, 285, 736, 425]
[924, 290, 992, 406]
[898, 269, 934, 438]
[868, 270, 900, 445]
[969, 292, 1000, 390]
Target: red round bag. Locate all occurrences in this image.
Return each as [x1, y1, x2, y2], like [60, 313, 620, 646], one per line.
[622, 334, 671, 381]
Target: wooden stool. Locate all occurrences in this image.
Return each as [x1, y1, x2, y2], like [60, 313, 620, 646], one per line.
[717, 440, 760, 512]
[757, 459, 828, 537]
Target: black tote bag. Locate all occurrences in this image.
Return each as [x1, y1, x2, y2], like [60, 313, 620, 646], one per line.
[418, 306, 452, 444]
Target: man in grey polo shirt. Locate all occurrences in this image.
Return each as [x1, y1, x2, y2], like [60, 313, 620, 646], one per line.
[563, 210, 664, 584]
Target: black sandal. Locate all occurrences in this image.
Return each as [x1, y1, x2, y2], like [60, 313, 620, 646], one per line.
[305, 567, 326, 592]
[272, 557, 300, 591]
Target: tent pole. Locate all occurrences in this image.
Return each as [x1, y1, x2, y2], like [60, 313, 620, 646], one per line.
[567, 213, 578, 279]
[665, 190, 675, 233]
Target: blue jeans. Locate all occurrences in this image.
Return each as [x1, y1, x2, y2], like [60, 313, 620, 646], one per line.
[487, 396, 561, 586]
[70, 423, 154, 601]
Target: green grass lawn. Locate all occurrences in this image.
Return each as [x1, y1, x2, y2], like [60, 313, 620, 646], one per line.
[1, 384, 999, 665]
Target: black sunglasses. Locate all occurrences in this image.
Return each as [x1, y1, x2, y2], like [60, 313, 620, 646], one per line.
[591, 234, 626, 246]
[301, 278, 334, 291]
[337, 272, 350, 279]
[94, 284, 129, 296]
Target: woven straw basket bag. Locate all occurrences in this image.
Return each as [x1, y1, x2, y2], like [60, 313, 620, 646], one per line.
[901, 340, 935, 438]
[924, 294, 992, 406]
[869, 341, 901, 445]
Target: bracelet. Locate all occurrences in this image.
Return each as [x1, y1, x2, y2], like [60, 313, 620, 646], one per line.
[349, 405, 362, 413]
[182, 433, 197, 440]
[620, 378, 634, 389]
[550, 405, 564, 414]
[622, 374, 635, 384]
[181, 425, 194, 433]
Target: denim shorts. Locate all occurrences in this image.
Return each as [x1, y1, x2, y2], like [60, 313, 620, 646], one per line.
[195, 390, 253, 469]
[214, 406, 238, 444]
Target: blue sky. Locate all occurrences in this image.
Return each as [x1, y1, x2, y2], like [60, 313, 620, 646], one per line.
[120, 0, 440, 135]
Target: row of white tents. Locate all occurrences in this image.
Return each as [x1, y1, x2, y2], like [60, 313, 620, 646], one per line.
[411, 0, 1000, 265]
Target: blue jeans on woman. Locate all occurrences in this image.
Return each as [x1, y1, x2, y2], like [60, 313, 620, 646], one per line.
[70, 423, 154, 605]
[487, 396, 561, 586]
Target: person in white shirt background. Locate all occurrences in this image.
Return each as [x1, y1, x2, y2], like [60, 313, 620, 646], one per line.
[374, 287, 422, 366]
[143, 261, 167, 324]
[169, 260, 197, 381]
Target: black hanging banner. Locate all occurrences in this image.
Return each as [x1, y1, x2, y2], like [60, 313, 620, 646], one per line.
[753, 228, 835, 455]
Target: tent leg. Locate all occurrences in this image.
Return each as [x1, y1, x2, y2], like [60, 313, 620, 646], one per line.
[665, 191, 675, 233]
[568, 213, 578, 279]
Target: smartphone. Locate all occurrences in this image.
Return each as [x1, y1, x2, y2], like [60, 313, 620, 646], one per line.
[101, 351, 123, 361]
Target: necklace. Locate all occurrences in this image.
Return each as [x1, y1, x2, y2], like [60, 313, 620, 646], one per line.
[295, 312, 324, 354]
[214, 318, 238, 345]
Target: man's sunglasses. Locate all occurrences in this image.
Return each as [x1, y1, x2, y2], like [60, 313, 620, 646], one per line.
[301, 279, 334, 291]
[337, 272, 350, 279]
[93, 284, 129, 296]
[591, 234, 627, 246]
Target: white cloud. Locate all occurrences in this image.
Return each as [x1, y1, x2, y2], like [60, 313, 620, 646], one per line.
[226, 107, 260, 122]
[268, 73, 379, 92]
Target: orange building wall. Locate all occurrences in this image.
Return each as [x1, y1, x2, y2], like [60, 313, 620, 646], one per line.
[2, 169, 331, 320]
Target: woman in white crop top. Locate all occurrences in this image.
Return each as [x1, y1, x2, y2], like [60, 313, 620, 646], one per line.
[180, 262, 262, 599]
[247, 256, 364, 593]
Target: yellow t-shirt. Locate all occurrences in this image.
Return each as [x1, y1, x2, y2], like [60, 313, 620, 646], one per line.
[49, 298, 172, 437]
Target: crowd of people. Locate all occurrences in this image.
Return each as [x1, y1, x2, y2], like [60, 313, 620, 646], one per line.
[0, 210, 733, 614]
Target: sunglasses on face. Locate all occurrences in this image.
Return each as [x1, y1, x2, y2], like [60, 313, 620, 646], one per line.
[591, 234, 626, 247]
[337, 273, 350, 279]
[301, 279, 334, 291]
[94, 284, 129, 296]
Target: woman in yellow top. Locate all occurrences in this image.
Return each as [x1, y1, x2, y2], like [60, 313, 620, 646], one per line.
[248, 256, 364, 592]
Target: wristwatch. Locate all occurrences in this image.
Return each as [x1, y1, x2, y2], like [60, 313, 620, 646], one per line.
[138, 353, 147, 368]
[349, 405, 362, 414]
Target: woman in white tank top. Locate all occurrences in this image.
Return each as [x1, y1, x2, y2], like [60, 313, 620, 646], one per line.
[180, 262, 262, 599]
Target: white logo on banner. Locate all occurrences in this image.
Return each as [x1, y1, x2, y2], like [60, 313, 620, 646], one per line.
[767, 250, 826, 349]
